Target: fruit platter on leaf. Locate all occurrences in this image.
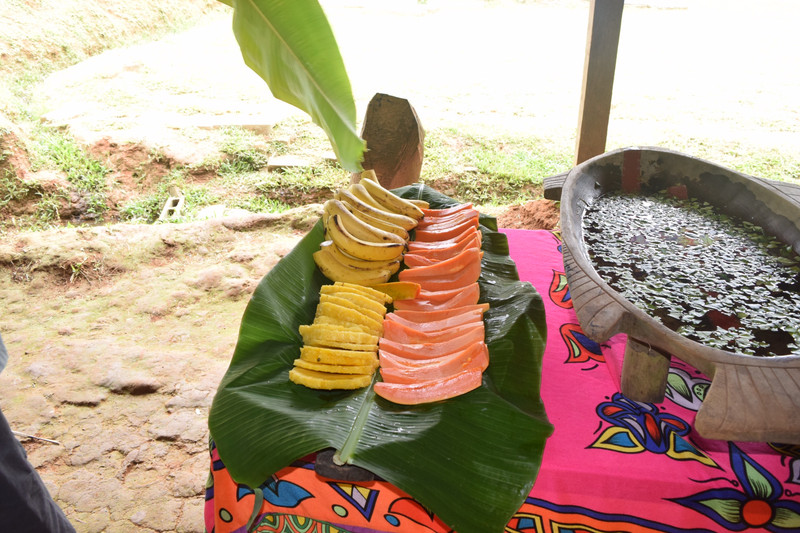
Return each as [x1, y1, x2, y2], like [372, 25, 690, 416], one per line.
[208, 176, 553, 533]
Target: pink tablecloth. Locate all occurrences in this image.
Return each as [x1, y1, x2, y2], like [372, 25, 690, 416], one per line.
[205, 229, 800, 533]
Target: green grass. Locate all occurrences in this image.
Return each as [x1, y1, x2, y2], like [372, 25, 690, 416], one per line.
[120, 168, 221, 223]
[421, 128, 572, 205]
[0, 167, 33, 209]
[30, 128, 109, 219]
[228, 196, 292, 214]
[254, 165, 349, 197]
[217, 127, 270, 176]
[713, 148, 800, 184]
[656, 138, 800, 185]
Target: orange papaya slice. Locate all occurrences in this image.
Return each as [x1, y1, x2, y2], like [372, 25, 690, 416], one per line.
[374, 367, 483, 405]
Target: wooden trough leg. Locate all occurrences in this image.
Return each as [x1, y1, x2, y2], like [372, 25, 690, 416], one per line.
[621, 338, 671, 403]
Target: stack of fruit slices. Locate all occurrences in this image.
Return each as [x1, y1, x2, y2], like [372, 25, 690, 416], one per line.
[289, 282, 390, 390]
[312, 171, 425, 285]
[374, 203, 489, 405]
[298, 172, 491, 405]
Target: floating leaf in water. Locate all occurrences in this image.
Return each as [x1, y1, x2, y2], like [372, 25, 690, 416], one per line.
[583, 191, 800, 356]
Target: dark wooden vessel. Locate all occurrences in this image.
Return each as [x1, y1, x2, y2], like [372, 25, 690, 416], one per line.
[552, 146, 800, 444]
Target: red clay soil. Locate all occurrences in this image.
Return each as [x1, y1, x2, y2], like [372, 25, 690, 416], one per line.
[496, 199, 560, 230]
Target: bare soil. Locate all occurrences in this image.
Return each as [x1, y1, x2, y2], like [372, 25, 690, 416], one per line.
[1, 1, 798, 532]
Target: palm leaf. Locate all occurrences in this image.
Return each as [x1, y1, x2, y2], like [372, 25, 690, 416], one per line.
[209, 186, 552, 533]
[223, 0, 365, 171]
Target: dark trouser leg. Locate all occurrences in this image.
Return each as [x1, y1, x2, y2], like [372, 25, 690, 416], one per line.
[0, 408, 76, 533]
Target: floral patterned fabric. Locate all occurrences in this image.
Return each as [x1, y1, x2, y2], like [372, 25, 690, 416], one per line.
[205, 229, 800, 533]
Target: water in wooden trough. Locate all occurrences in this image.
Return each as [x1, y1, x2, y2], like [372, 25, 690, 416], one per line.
[583, 192, 800, 357]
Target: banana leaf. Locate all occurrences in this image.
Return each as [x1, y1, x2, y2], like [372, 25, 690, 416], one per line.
[219, 0, 365, 172]
[209, 186, 552, 533]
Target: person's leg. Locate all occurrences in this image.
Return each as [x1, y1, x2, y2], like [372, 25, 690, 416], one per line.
[0, 407, 76, 532]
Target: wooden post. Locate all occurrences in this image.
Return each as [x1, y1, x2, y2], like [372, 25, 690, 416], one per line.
[574, 0, 624, 165]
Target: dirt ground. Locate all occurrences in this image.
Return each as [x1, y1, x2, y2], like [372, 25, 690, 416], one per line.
[1, 1, 798, 532]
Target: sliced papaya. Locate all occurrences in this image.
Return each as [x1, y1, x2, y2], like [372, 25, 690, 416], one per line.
[407, 226, 479, 252]
[404, 234, 482, 264]
[413, 217, 479, 242]
[415, 208, 479, 229]
[384, 309, 483, 333]
[402, 254, 437, 268]
[391, 303, 490, 322]
[420, 203, 474, 218]
[379, 342, 489, 383]
[378, 326, 486, 360]
[413, 283, 480, 306]
[374, 367, 483, 405]
[414, 213, 479, 234]
[382, 320, 484, 345]
[399, 248, 482, 279]
[398, 257, 481, 293]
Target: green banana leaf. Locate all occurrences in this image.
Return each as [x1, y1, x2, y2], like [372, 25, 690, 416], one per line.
[219, 0, 365, 172]
[209, 186, 552, 533]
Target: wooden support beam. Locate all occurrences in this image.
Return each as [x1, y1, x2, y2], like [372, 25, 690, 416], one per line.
[574, 0, 624, 165]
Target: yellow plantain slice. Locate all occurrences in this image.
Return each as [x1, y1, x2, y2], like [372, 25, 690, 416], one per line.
[315, 302, 383, 334]
[292, 358, 376, 375]
[319, 287, 388, 316]
[317, 294, 386, 323]
[332, 281, 392, 305]
[300, 346, 378, 367]
[289, 366, 373, 390]
[371, 281, 421, 301]
[314, 314, 383, 336]
[299, 324, 379, 351]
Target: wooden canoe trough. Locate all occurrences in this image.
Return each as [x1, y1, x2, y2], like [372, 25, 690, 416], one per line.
[555, 146, 800, 444]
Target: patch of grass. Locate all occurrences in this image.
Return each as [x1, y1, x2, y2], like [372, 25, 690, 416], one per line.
[120, 193, 164, 223]
[0, 168, 33, 208]
[254, 165, 349, 200]
[0, 187, 69, 232]
[0, 163, 67, 231]
[30, 128, 109, 219]
[217, 127, 270, 176]
[181, 186, 220, 216]
[715, 149, 800, 184]
[421, 128, 572, 205]
[648, 138, 800, 185]
[271, 116, 332, 153]
[34, 191, 68, 225]
[120, 169, 219, 223]
[120, 168, 185, 222]
[228, 196, 292, 214]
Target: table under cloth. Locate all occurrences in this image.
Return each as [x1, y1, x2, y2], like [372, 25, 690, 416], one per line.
[204, 229, 800, 533]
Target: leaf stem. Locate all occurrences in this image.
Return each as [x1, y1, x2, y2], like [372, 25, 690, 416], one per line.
[335, 375, 378, 464]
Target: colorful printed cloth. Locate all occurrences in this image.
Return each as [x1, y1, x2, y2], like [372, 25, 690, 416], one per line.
[205, 229, 800, 533]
